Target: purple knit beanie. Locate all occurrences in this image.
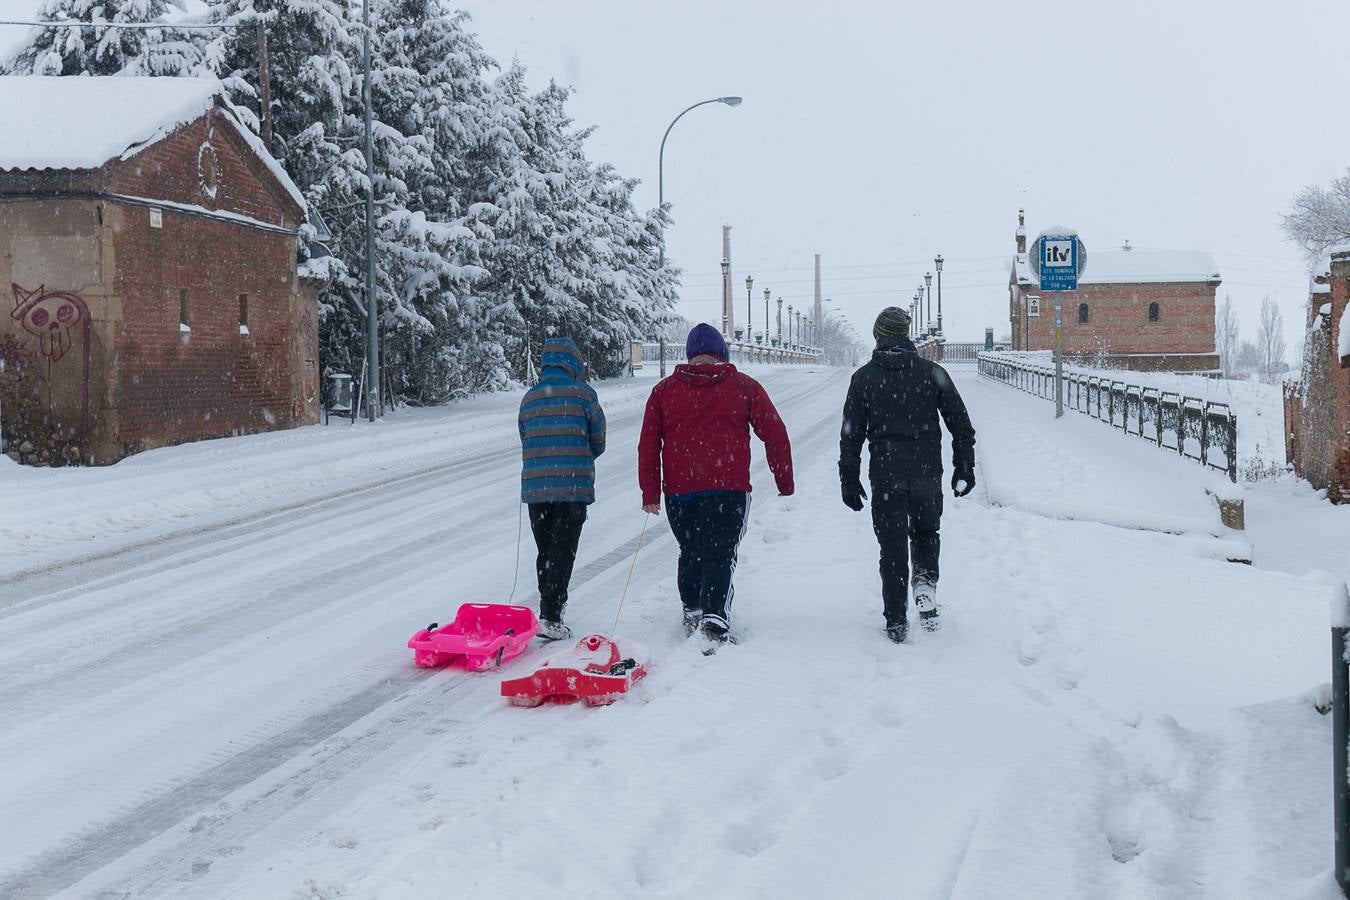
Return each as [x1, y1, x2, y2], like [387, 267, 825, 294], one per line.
[685, 323, 729, 362]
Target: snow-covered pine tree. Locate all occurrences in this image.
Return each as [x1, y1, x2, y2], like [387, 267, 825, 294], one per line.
[3, 0, 205, 76]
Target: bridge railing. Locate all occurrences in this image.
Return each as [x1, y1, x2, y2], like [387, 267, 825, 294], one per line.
[638, 340, 819, 367]
[977, 351, 1238, 482]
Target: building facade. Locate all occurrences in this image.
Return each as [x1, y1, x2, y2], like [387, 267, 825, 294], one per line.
[1008, 212, 1222, 372]
[1284, 249, 1350, 503]
[0, 77, 322, 465]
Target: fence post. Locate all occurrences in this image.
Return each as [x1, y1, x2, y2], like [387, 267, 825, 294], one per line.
[1335, 625, 1350, 896]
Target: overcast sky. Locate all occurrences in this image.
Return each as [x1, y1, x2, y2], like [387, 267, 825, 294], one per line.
[4, 0, 1349, 354]
[454, 0, 1350, 354]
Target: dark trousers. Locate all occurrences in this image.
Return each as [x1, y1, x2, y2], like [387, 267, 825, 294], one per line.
[666, 491, 750, 620]
[528, 502, 587, 622]
[870, 478, 943, 626]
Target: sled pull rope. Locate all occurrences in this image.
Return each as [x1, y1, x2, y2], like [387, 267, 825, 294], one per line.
[508, 502, 524, 603]
[610, 512, 652, 635]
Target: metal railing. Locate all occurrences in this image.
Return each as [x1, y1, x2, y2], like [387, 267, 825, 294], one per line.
[977, 352, 1238, 482]
[638, 340, 819, 367]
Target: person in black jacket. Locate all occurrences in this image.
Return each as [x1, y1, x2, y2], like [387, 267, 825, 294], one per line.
[839, 306, 976, 643]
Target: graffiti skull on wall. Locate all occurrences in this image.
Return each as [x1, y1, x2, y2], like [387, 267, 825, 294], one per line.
[11, 284, 88, 363]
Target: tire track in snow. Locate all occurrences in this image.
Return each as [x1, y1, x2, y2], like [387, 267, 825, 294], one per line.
[0, 370, 845, 900]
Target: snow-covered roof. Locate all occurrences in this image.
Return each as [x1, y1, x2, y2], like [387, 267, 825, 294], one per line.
[1012, 248, 1220, 287]
[0, 76, 305, 212]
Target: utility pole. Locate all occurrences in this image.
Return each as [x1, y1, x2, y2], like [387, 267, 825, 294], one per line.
[362, 0, 379, 421]
[255, 24, 273, 149]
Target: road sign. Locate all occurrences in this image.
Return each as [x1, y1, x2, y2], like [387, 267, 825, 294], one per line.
[1028, 228, 1087, 293]
[1039, 234, 1078, 291]
[1027, 296, 1041, 318]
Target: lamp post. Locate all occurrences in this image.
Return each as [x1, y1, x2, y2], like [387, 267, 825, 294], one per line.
[720, 258, 730, 335]
[745, 275, 754, 344]
[776, 296, 783, 346]
[925, 272, 933, 335]
[788, 304, 794, 348]
[934, 254, 944, 334]
[763, 288, 771, 345]
[658, 96, 743, 267]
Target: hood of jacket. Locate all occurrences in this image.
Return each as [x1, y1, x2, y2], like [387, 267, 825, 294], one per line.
[871, 337, 918, 371]
[540, 337, 584, 381]
[673, 362, 736, 387]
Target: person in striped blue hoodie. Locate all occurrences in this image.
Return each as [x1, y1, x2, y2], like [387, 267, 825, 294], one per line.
[519, 337, 607, 640]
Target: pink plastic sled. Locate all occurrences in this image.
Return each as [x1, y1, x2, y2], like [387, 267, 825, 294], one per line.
[408, 603, 539, 671]
[500, 634, 650, 707]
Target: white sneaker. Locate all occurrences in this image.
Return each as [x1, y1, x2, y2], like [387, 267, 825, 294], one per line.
[913, 588, 941, 633]
[539, 620, 572, 642]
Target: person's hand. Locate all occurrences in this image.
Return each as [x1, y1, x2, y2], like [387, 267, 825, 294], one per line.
[642, 503, 660, 516]
[841, 480, 867, 512]
[951, 464, 975, 498]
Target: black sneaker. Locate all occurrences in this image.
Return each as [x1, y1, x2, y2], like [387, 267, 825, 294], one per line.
[885, 619, 909, 644]
[682, 608, 703, 637]
[698, 614, 732, 650]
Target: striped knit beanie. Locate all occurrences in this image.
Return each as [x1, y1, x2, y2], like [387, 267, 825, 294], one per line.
[873, 306, 911, 340]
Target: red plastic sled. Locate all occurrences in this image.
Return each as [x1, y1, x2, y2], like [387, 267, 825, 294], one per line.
[408, 603, 539, 671]
[500, 634, 649, 707]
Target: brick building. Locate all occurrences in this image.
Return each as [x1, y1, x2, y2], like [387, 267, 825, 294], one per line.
[1007, 211, 1222, 372]
[0, 77, 322, 465]
[1284, 248, 1350, 502]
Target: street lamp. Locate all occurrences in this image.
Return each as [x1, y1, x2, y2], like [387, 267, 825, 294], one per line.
[763, 288, 771, 345]
[788, 304, 794, 347]
[776, 296, 783, 346]
[925, 272, 933, 335]
[745, 275, 754, 344]
[658, 96, 744, 267]
[934, 254, 944, 334]
[720, 258, 730, 335]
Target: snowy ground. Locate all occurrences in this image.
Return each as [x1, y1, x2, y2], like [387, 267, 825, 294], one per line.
[0, 365, 1345, 899]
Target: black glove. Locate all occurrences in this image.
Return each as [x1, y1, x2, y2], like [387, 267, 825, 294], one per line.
[951, 463, 975, 498]
[841, 480, 867, 511]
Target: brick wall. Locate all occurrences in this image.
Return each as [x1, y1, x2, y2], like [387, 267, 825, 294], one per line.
[109, 202, 302, 455]
[105, 106, 300, 230]
[1285, 253, 1350, 503]
[1012, 281, 1217, 357]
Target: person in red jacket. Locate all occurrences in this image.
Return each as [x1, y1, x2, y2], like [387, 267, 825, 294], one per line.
[638, 323, 794, 645]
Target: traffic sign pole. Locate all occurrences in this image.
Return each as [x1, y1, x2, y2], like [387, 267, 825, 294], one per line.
[1055, 296, 1064, 418]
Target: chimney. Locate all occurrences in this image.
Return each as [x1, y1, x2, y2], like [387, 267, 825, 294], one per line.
[1015, 208, 1026, 255]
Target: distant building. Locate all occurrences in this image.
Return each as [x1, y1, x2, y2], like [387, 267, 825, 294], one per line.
[1007, 211, 1222, 372]
[0, 77, 323, 465]
[1284, 249, 1350, 502]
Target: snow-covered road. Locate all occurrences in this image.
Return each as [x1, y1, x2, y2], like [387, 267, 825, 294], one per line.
[0, 367, 1343, 899]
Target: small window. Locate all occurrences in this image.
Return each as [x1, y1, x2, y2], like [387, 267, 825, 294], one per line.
[239, 293, 249, 334]
[179, 289, 190, 333]
[1077, 303, 1090, 324]
[1148, 302, 1160, 322]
